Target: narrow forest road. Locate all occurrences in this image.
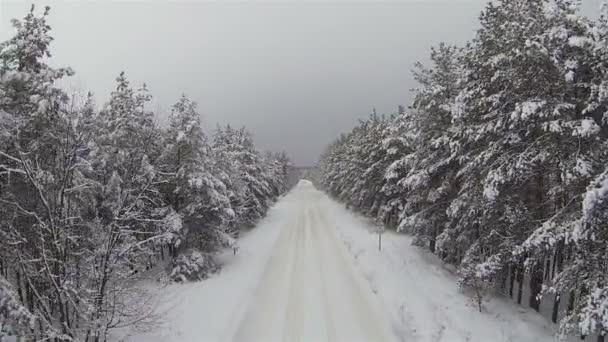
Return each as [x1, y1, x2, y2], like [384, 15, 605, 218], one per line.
[231, 180, 396, 342]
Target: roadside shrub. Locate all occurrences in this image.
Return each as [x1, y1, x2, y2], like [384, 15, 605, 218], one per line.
[169, 249, 219, 282]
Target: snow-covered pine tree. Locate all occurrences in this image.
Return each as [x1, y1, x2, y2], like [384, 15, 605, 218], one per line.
[217, 126, 271, 225]
[569, 168, 608, 339]
[211, 125, 247, 235]
[0, 5, 294, 340]
[275, 150, 295, 189]
[350, 112, 392, 217]
[516, 3, 608, 336]
[159, 95, 235, 281]
[440, 0, 606, 313]
[321, 132, 358, 203]
[375, 106, 415, 228]
[263, 151, 290, 198]
[318, 0, 608, 336]
[319, 109, 409, 227]
[214, 125, 289, 226]
[82, 72, 170, 339]
[397, 43, 463, 257]
[0, 6, 90, 340]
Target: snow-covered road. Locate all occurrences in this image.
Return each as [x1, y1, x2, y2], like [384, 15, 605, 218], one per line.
[232, 180, 396, 342]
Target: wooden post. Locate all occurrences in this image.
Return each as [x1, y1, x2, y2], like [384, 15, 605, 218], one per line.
[376, 223, 384, 252]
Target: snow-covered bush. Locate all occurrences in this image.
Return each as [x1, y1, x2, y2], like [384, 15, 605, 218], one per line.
[457, 250, 504, 312]
[170, 250, 219, 282]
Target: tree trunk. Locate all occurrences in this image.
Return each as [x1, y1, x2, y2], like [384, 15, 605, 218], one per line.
[26, 283, 34, 312]
[529, 263, 543, 311]
[429, 222, 437, 254]
[508, 265, 515, 298]
[15, 269, 24, 303]
[499, 268, 508, 295]
[567, 291, 576, 314]
[552, 293, 560, 323]
[516, 263, 524, 305]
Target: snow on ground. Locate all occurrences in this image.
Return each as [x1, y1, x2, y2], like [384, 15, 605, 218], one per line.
[120, 188, 291, 341]
[232, 181, 395, 342]
[123, 180, 561, 342]
[123, 181, 396, 341]
[318, 192, 559, 342]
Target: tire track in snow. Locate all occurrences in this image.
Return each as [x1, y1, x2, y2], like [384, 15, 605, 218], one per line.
[309, 204, 337, 342]
[231, 206, 302, 341]
[232, 181, 397, 342]
[282, 203, 307, 342]
[314, 200, 396, 342]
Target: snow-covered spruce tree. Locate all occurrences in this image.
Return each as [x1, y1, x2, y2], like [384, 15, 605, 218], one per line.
[159, 95, 234, 281]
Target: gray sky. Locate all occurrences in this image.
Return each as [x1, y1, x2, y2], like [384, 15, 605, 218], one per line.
[0, 0, 602, 166]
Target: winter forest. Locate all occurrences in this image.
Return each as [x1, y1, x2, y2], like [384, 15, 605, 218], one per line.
[2, 0, 608, 342]
[0, 6, 292, 341]
[318, 0, 608, 340]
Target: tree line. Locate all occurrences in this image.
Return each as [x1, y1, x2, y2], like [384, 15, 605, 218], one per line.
[318, 0, 608, 339]
[0, 6, 292, 341]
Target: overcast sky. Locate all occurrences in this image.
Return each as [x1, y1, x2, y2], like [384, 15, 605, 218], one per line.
[0, 0, 602, 165]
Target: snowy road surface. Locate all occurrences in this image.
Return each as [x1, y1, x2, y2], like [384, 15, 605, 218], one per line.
[125, 180, 558, 342]
[232, 180, 396, 342]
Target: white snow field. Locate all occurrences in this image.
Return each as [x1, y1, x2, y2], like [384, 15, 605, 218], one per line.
[124, 180, 559, 342]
